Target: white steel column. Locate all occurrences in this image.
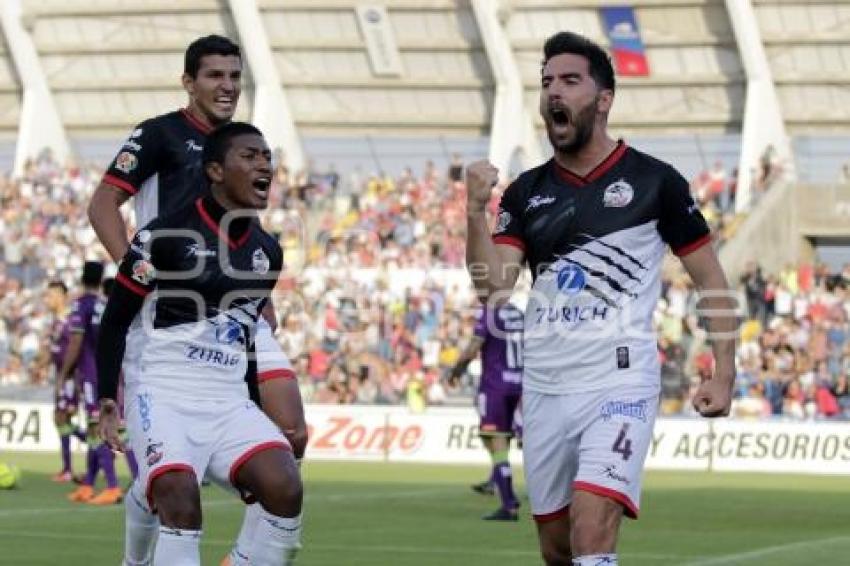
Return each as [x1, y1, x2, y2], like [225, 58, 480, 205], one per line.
[471, 0, 542, 179]
[725, 0, 794, 212]
[0, 0, 70, 175]
[227, 0, 305, 174]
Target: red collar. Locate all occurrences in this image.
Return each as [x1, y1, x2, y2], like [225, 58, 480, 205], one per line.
[180, 108, 214, 135]
[554, 141, 628, 187]
[195, 197, 252, 250]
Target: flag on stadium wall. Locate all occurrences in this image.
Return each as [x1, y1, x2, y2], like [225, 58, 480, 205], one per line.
[600, 6, 650, 76]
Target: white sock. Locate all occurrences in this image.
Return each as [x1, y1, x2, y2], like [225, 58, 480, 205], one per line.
[572, 554, 618, 565]
[124, 480, 159, 566]
[153, 527, 201, 566]
[227, 503, 263, 565]
[246, 510, 302, 566]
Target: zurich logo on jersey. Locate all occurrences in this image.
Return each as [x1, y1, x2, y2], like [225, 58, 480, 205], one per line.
[557, 264, 586, 294]
[216, 321, 245, 345]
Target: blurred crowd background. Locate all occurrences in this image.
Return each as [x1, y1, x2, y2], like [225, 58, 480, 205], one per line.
[2, 150, 849, 421]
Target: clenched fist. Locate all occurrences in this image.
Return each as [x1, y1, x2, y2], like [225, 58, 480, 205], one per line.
[692, 375, 734, 418]
[465, 160, 499, 213]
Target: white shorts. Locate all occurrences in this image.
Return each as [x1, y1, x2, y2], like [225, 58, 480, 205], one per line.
[125, 387, 291, 507]
[522, 385, 659, 522]
[255, 320, 295, 384]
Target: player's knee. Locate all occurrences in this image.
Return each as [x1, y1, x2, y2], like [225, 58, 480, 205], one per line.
[262, 469, 303, 517]
[151, 472, 201, 529]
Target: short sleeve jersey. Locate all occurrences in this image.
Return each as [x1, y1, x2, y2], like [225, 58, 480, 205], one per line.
[67, 293, 102, 386]
[492, 142, 710, 394]
[473, 304, 524, 393]
[102, 109, 212, 227]
[114, 198, 284, 399]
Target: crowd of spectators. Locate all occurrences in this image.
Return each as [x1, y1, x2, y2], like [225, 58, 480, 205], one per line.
[1, 150, 847, 421]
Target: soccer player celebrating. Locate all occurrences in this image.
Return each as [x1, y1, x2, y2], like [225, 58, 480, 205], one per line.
[451, 301, 523, 521]
[60, 261, 123, 505]
[464, 32, 736, 565]
[43, 280, 83, 483]
[97, 123, 302, 566]
[87, 35, 306, 565]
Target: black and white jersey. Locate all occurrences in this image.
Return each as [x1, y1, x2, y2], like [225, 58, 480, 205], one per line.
[97, 196, 283, 401]
[102, 109, 212, 227]
[493, 142, 710, 394]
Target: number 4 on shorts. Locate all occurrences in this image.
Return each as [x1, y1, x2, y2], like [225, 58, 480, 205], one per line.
[612, 423, 633, 461]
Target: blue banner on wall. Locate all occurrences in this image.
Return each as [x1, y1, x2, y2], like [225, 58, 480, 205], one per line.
[600, 6, 650, 76]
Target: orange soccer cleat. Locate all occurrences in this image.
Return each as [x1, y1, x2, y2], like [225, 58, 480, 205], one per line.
[87, 487, 124, 505]
[219, 555, 233, 566]
[51, 470, 74, 483]
[67, 485, 95, 502]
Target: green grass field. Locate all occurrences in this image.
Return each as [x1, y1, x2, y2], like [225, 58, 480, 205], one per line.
[1, 451, 849, 565]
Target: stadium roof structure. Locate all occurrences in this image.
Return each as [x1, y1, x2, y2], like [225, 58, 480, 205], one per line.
[0, 0, 847, 203]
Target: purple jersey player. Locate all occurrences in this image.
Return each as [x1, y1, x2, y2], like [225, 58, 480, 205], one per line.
[68, 292, 103, 417]
[44, 281, 83, 482]
[64, 262, 123, 506]
[451, 302, 524, 521]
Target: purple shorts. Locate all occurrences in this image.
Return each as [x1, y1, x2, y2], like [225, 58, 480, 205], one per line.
[477, 389, 521, 435]
[55, 379, 78, 413]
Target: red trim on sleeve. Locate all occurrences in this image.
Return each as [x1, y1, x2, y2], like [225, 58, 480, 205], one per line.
[533, 504, 570, 523]
[102, 174, 139, 195]
[573, 481, 639, 519]
[493, 235, 526, 252]
[229, 441, 291, 486]
[180, 108, 213, 135]
[116, 273, 150, 297]
[146, 463, 195, 509]
[258, 369, 296, 383]
[673, 233, 712, 257]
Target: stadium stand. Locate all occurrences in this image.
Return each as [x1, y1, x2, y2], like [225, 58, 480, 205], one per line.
[1, 1, 849, 422]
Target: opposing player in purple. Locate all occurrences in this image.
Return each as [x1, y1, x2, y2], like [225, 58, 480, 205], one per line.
[64, 261, 123, 505]
[43, 280, 84, 483]
[451, 301, 524, 521]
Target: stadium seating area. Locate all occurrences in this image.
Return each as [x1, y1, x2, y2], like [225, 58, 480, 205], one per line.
[0, 151, 846, 421]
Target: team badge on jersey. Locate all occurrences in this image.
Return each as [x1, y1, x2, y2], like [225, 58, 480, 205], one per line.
[131, 260, 155, 286]
[115, 152, 138, 174]
[252, 248, 270, 274]
[603, 179, 634, 208]
[494, 209, 511, 234]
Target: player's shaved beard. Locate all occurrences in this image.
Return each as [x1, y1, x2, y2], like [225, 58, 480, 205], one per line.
[545, 95, 597, 157]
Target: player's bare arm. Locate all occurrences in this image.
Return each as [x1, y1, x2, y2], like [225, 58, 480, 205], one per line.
[259, 379, 308, 459]
[449, 335, 484, 385]
[679, 245, 737, 417]
[56, 332, 83, 392]
[88, 182, 133, 262]
[465, 160, 524, 300]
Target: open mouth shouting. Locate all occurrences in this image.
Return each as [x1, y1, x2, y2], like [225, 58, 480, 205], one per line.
[252, 176, 271, 202]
